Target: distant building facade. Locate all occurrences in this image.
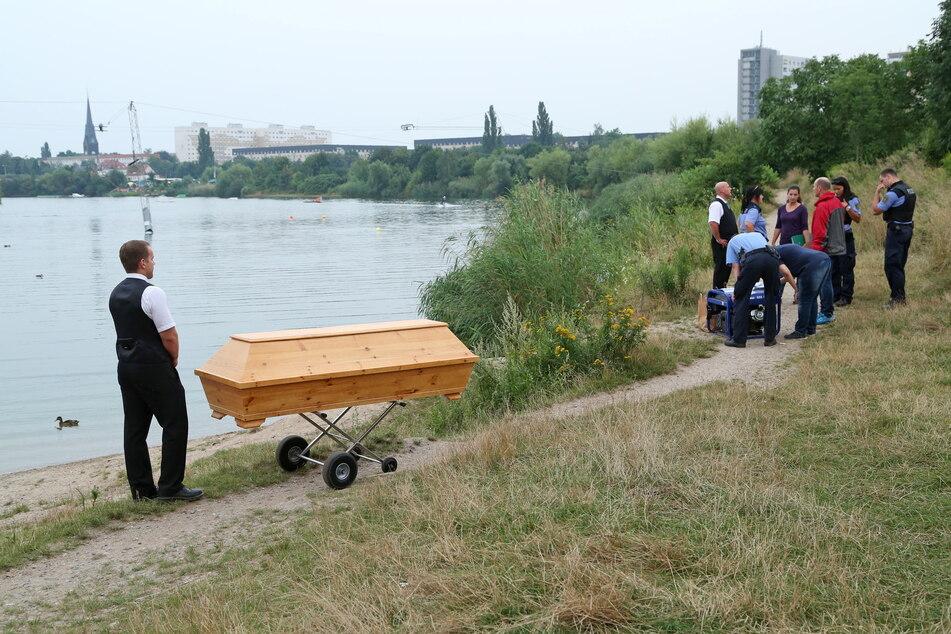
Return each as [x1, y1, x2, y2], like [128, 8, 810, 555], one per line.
[41, 153, 159, 181]
[232, 144, 404, 161]
[886, 51, 908, 64]
[737, 46, 809, 123]
[413, 132, 662, 151]
[174, 123, 332, 164]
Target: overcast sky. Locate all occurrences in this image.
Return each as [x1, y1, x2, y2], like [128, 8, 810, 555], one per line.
[0, 0, 941, 158]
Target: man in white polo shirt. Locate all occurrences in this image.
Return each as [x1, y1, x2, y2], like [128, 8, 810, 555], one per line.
[109, 240, 202, 502]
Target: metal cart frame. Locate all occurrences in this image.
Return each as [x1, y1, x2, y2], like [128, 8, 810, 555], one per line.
[275, 401, 406, 489]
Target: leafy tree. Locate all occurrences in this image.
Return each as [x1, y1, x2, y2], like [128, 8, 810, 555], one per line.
[527, 148, 570, 187]
[586, 136, 654, 191]
[215, 163, 253, 198]
[369, 147, 410, 166]
[104, 169, 126, 190]
[41, 142, 51, 159]
[758, 55, 917, 175]
[532, 101, 554, 146]
[650, 118, 714, 172]
[520, 141, 543, 158]
[148, 152, 179, 178]
[197, 128, 215, 171]
[263, 157, 293, 191]
[414, 148, 442, 182]
[482, 105, 502, 152]
[918, 1, 951, 161]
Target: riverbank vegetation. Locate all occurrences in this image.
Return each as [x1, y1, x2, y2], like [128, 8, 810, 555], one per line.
[3, 8, 950, 628]
[12, 158, 947, 631]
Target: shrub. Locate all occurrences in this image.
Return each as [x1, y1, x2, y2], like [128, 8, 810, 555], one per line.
[420, 181, 620, 345]
[640, 247, 693, 300]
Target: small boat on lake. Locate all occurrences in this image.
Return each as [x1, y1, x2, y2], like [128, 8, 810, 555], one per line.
[303, 196, 322, 203]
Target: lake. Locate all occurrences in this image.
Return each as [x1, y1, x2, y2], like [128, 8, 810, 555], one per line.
[0, 196, 493, 474]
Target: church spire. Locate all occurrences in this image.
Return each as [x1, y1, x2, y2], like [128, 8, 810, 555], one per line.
[83, 96, 99, 156]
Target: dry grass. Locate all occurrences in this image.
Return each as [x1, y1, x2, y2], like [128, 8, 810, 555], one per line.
[24, 160, 951, 631]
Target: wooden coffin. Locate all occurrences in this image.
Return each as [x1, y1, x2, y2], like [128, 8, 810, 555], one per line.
[195, 319, 479, 429]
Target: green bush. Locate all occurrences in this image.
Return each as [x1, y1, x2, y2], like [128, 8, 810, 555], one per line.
[420, 181, 621, 345]
[422, 295, 650, 436]
[640, 246, 693, 300]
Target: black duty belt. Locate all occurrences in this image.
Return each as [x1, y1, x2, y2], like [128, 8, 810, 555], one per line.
[739, 246, 780, 263]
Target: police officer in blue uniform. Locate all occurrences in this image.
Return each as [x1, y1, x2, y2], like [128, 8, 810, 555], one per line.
[109, 240, 203, 502]
[722, 232, 794, 348]
[872, 168, 916, 308]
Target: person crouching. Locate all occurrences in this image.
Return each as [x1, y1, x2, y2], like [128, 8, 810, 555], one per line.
[723, 232, 794, 348]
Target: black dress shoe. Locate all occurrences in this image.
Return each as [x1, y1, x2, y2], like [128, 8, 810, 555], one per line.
[723, 339, 746, 348]
[784, 331, 807, 340]
[157, 486, 204, 502]
[764, 339, 777, 347]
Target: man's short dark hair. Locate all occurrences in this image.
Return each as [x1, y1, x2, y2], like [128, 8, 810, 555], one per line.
[880, 167, 898, 178]
[119, 240, 151, 273]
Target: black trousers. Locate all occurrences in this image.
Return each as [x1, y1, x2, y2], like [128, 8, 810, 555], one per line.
[884, 223, 913, 301]
[118, 362, 189, 498]
[731, 252, 780, 344]
[831, 233, 857, 302]
[711, 237, 731, 289]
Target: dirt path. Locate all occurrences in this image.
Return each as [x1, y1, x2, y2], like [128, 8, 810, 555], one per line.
[0, 299, 806, 626]
[1, 197, 803, 625]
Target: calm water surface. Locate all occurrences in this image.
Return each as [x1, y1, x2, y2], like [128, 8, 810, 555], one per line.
[0, 197, 492, 474]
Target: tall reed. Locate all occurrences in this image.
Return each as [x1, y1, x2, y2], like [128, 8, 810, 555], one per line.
[420, 181, 621, 345]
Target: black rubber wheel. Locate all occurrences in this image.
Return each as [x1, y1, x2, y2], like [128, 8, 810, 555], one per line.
[322, 451, 358, 489]
[351, 444, 366, 460]
[276, 435, 309, 471]
[381, 456, 398, 473]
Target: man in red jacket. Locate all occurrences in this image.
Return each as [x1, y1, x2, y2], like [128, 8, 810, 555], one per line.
[809, 177, 845, 324]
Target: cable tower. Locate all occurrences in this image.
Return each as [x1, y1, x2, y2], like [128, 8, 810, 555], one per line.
[128, 101, 153, 237]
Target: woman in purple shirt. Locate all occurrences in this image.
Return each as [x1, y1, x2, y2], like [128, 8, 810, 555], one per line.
[770, 185, 810, 246]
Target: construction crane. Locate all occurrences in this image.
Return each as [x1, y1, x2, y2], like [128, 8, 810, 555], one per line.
[128, 101, 153, 237]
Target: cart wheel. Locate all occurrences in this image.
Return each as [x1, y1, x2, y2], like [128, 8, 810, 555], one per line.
[381, 456, 398, 473]
[351, 444, 366, 460]
[323, 451, 358, 489]
[276, 435, 309, 471]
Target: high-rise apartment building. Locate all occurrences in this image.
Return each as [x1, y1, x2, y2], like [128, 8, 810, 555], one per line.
[737, 46, 809, 123]
[174, 123, 332, 164]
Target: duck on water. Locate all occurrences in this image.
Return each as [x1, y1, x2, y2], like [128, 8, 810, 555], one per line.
[55, 416, 79, 429]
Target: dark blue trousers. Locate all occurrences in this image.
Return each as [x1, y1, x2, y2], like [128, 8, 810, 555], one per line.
[884, 223, 913, 301]
[794, 258, 831, 335]
[731, 252, 780, 344]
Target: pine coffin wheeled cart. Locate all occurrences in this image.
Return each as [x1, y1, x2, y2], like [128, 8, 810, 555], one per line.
[195, 319, 478, 489]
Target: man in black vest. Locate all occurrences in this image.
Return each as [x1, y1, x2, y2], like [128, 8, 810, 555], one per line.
[872, 168, 916, 308]
[109, 240, 203, 502]
[708, 181, 738, 289]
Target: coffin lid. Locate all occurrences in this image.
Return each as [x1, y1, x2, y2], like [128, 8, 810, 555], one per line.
[195, 319, 479, 389]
